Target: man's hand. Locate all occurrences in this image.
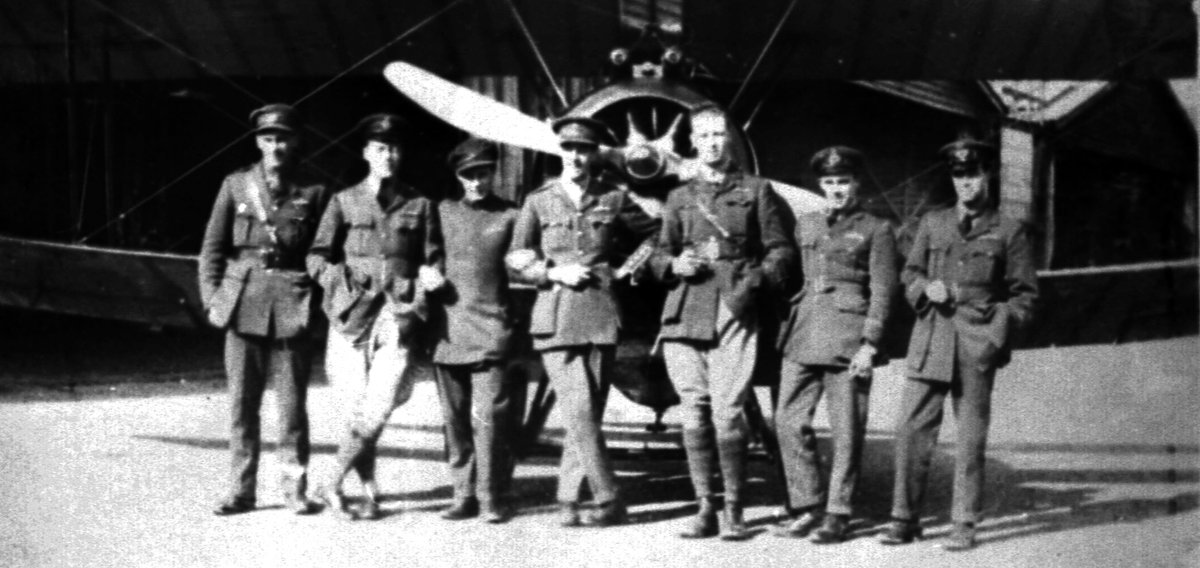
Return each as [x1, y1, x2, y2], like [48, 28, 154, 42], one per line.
[848, 344, 877, 378]
[417, 265, 445, 292]
[547, 263, 593, 288]
[671, 250, 708, 278]
[925, 280, 951, 305]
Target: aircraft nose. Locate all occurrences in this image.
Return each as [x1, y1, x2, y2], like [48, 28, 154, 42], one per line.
[623, 144, 666, 181]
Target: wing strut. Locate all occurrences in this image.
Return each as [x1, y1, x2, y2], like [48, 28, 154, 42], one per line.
[728, 0, 799, 112]
[503, 0, 570, 109]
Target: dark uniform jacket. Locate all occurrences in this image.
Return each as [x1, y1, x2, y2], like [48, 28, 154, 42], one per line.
[432, 195, 518, 365]
[649, 170, 795, 342]
[306, 179, 443, 343]
[903, 206, 1038, 381]
[508, 178, 660, 351]
[779, 206, 898, 366]
[199, 163, 327, 338]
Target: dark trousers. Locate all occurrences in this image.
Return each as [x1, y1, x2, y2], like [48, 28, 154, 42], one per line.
[776, 361, 871, 516]
[891, 354, 995, 524]
[225, 331, 312, 502]
[435, 362, 516, 506]
[540, 345, 618, 504]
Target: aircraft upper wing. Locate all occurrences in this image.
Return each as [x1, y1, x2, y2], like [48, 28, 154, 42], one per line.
[767, 179, 825, 216]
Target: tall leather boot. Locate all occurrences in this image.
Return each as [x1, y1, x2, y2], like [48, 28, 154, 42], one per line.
[717, 436, 750, 541]
[680, 427, 719, 539]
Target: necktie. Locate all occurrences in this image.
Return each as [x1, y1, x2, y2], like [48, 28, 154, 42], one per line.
[958, 214, 974, 235]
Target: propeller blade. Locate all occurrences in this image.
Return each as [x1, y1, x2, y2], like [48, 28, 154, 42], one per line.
[767, 179, 825, 216]
[384, 61, 560, 155]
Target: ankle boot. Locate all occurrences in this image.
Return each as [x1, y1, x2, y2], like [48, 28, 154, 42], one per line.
[679, 497, 719, 539]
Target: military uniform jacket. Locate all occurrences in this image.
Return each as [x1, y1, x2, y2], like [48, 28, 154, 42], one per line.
[431, 195, 518, 365]
[778, 207, 898, 366]
[903, 206, 1038, 381]
[508, 178, 660, 351]
[649, 170, 795, 342]
[306, 179, 443, 341]
[198, 162, 327, 338]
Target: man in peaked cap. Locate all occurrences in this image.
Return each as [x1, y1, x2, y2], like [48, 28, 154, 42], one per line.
[308, 112, 444, 520]
[200, 103, 328, 516]
[773, 146, 898, 543]
[506, 115, 659, 528]
[648, 105, 795, 540]
[430, 138, 521, 523]
[881, 136, 1037, 550]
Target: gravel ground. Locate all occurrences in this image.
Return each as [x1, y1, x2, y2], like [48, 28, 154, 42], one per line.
[0, 310, 1197, 567]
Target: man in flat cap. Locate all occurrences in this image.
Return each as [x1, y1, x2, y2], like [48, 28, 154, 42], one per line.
[506, 116, 660, 527]
[880, 136, 1037, 550]
[430, 138, 520, 524]
[307, 113, 444, 520]
[649, 104, 795, 540]
[773, 146, 898, 543]
[200, 103, 328, 515]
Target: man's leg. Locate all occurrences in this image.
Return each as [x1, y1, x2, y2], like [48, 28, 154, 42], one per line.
[435, 364, 478, 518]
[708, 303, 758, 539]
[662, 339, 718, 538]
[823, 367, 870, 517]
[811, 366, 871, 542]
[471, 362, 513, 519]
[889, 377, 948, 524]
[220, 331, 266, 512]
[542, 347, 621, 522]
[949, 361, 995, 526]
[270, 334, 314, 512]
[773, 360, 826, 535]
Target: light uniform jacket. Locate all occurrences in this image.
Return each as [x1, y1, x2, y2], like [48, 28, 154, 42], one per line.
[306, 179, 442, 343]
[507, 178, 660, 351]
[779, 207, 898, 366]
[431, 194, 518, 365]
[198, 163, 327, 338]
[902, 206, 1038, 381]
[649, 170, 795, 342]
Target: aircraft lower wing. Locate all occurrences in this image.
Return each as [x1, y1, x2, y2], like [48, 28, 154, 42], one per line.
[0, 236, 204, 329]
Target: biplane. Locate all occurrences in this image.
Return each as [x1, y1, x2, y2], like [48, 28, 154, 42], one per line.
[0, 0, 1196, 453]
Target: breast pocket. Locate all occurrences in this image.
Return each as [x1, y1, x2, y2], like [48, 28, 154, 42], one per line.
[719, 197, 754, 236]
[231, 211, 257, 247]
[346, 220, 378, 256]
[387, 213, 423, 259]
[274, 211, 312, 247]
[540, 219, 574, 254]
[586, 211, 616, 245]
[962, 240, 1003, 284]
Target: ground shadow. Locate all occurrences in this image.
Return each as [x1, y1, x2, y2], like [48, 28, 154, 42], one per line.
[140, 427, 1198, 543]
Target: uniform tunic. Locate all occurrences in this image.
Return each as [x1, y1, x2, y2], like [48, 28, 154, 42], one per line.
[198, 162, 327, 503]
[775, 206, 898, 516]
[307, 179, 442, 443]
[649, 169, 794, 504]
[891, 205, 1038, 524]
[432, 195, 518, 364]
[507, 177, 659, 504]
[431, 194, 519, 506]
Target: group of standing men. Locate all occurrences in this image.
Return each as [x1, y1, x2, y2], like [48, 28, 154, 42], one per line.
[198, 100, 1037, 551]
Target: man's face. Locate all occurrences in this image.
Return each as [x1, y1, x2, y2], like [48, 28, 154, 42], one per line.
[690, 112, 729, 167]
[363, 140, 402, 178]
[256, 132, 297, 169]
[819, 174, 860, 212]
[560, 142, 598, 183]
[952, 167, 988, 208]
[458, 165, 496, 202]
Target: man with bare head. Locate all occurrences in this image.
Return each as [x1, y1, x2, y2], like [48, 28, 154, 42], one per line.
[650, 105, 795, 540]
